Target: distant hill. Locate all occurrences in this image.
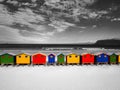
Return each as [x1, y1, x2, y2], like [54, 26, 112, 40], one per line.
[95, 39, 120, 45]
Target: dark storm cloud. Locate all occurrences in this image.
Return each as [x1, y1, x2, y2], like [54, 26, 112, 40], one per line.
[0, 0, 45, 12]
[73, 0, 120, 28]
[0, 0, 119, 27]
[88, 0, 120, 10]
[10, 23, 34, 31]
[88, 0, 120, 18]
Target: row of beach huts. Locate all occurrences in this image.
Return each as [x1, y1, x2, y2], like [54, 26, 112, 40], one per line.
[0, 53, 120, 65]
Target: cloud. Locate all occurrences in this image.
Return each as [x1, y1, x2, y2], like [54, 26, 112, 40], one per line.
[42, 0, 110, 26]
[0, 26, 21, 41]
[0, 0, 4, 2]
[48, 20, 75, 32]
[111, 18, 120, 22]
[43, 0, 96, 17]
[83, 0, 96, 4]
[92, 25, 97, 28]
[0, 4, 15, 25]
[0, 4, 45, 25]
[45, 0, 96, 6]
[88, 12, 98, 18]
[0, 25, 52, 43]
[0, 4, 61, 43]
[45, 0, 60, 3]
[0, 4, 54, 33]
[6, 0, 18, 5]
[19, 28, 55, 37]
[12, 8, 45, 27]
[0, 0, 119, 44]
[0, 0, 108, 28]
[79, 26, 87, 29]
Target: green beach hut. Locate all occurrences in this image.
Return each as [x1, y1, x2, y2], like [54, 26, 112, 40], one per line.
[110, 53, 117, 64]
[0, 53, 15, 65]
[57, 54, 65, 65]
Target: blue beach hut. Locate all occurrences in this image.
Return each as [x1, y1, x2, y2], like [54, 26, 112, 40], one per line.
[48, 54, 55, 65]
[96, 53, 109, 64]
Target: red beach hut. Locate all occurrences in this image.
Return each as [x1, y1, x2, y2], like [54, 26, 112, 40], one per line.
[32, 53, 46, 65]
[82, 53, 94, 64]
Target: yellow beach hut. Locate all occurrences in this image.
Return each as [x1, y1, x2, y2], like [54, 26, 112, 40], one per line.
[16, 53, 31, 65]
[66, 53, 80, 65]
[118, 54, 120, 64]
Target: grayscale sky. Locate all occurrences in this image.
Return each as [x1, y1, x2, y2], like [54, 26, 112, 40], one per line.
[0, 0, 120, 44]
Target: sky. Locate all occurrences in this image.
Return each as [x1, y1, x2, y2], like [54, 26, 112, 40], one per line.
[0, 0, 120, 44]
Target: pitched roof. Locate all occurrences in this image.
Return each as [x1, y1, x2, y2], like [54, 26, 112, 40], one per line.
[16, 53, 30, 56]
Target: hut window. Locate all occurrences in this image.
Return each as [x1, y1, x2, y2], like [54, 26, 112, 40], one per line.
[50, 56, 53, 58]
[25, 56, 28, 58]
[112, 56, 115, 58]
[34, 55, 37, 58]
[2, 56, 4, 58]
[8, 56, 12, 58]
[19, 56, 21, 58]
[69, 56, 72, 58]
[41, 55, 44, 58]
[104, 55, 107, 58]
[75, 55, 78, 58]
[41, 55, 43, 58]
[90, 55, 92, 58]
[99, 55, 101, 58]
[60, 55, 63, 58]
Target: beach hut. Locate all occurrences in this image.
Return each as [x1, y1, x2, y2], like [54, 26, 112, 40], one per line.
[118, 54, 120, 64]
[110, 53, 117, 64]
[48, 54, 55, 65]
[16, 53, 31, 65]
[96, 53, 109, 64]
[32, 53, 46, 65]
[66, 53, 80, 65]
[82, 54, 94, 64]
[57, 53, 65, 65]
[0, 53, 14, 65]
